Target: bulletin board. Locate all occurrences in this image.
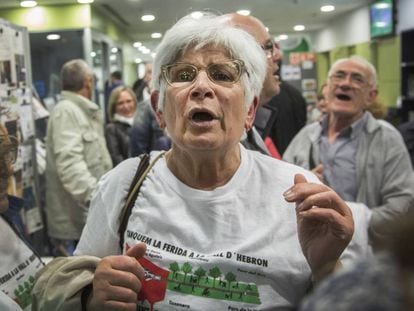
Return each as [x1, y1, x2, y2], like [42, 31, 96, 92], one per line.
[0, 18, 43, 237]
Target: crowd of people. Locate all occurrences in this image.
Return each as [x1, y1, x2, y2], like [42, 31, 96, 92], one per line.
[0, 10, 413, 311]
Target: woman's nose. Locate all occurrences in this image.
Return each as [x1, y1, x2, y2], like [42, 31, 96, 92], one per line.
[190, 71, 214, 99]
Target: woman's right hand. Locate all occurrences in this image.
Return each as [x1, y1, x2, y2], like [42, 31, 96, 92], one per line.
[87, 243, 147, 311]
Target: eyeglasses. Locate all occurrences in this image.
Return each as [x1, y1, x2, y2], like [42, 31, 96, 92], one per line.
[262, 39, 279, 59]
[161, 60, 246, 87]
[329, 71, 369, 87]
[0, 135, 18, 165]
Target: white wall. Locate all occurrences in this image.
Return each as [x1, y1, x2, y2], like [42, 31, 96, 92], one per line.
[310, 6, 370, 53]
[397, 0, 414, 33]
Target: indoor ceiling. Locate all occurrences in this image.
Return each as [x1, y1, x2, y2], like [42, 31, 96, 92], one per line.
[0, 0, 372, 60]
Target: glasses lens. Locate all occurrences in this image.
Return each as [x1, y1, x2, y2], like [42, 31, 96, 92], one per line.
[164, 60, 244, 87]
[208, 62, 241, 84]
[262, 40, 274, 58]
[167, 64, 197, 84]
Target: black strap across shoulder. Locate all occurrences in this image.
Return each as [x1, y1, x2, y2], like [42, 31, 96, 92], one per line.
[118, 154, 150, 250]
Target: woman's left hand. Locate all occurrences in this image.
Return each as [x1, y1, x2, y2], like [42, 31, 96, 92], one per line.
[283, 174, 354, 282]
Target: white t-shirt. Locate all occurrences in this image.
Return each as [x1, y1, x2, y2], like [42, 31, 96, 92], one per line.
[75, 146, 326, 310]
[0, 218, 44, 311]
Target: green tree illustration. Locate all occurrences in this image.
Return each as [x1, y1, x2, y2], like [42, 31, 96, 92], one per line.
[225, 272, 236, 288]
[194, 267, 206, 284]
[208, 266, 222, 288]
[169, 262, 180, 279]
[181, 262, 193, 282]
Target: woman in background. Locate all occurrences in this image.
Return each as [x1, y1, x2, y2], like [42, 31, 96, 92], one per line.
[105, 86, 137, 166]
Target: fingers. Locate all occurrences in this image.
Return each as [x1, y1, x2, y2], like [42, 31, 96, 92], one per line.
[299, 207, 354, 241]
[95, 257, 143, 295]
[89, 248, 147, 311]
[297, 190, 351, 217]
[284, 174, 352, 217]
[294, 173, 308, 184]
[126, 242, 147, 258]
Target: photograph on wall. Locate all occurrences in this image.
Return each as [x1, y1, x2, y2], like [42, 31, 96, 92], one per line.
[21, 144, 33, 189]
[0, 25, 12, 59]
[15, 54, 26, 86]
[301, 78, 317, 91]
[18, 88, 34, 141]
[0, 88, 20, 121]
[302, 91, 318, 104]
[0, 60, 11, 85]
[281, 65, 302, 81]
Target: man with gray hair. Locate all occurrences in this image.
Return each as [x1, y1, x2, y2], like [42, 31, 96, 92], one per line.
[45, 59, 112, 256]
[284, 56, 414, 250]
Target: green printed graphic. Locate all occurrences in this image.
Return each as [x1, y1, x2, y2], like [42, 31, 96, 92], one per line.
[166, 262, 261, 304]
[14, 276, 35, 308]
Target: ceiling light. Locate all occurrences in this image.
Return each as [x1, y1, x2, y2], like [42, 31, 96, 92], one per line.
[321, 5, 335, 12]
[138, 46, 146, 51]
[276, 34, 289, 41]
[293, 24, 305, 31]
[151, 32, 162, 39]
[237, 10, 251, 16]
[151, 52, 156, 58]
[141, 14, 155, 22]
[46, 34, 60, 40]
[191, 11, 203, 19]
[20, 1, 37, 7]
[111, 47, 118, 53]
[77, 0, 94, 3]
[90, 51, 96, 57]
[135, 58, 142, 64]
[133, 41, 142, 48]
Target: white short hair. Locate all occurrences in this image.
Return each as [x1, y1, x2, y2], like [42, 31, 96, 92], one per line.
[151, 13, 267, 111]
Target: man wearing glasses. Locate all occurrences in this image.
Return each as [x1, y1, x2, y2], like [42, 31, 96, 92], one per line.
[0, 124, 44, 310]
[284, 56, 414, 250]
[224, 13, 282, 156]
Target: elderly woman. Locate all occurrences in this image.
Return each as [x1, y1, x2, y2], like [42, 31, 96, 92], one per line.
[105, 85, 137, 166]
[33, 13, 353, 311]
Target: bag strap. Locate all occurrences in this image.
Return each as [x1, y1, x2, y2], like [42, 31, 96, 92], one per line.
[118, 152, 165, 250]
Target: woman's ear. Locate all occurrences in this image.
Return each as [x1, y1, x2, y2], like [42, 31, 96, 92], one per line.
[150, 91, 166, 128]
[245, 96, 259, 131]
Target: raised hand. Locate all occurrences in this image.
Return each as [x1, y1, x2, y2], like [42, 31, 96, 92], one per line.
[87, 243, 147, 311]
[284, 174, 354, 282]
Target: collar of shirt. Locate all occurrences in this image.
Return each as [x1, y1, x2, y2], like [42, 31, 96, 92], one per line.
[320, 111, 369, 139]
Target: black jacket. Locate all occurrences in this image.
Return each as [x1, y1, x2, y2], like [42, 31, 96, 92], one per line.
[105, 121, 131, 166]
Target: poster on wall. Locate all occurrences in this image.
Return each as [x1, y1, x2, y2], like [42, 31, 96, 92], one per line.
[281, 65, 301, 81]
[283, 52, 318, 104]
[18, 88, 34, 141]
[0, 21, 33, 199]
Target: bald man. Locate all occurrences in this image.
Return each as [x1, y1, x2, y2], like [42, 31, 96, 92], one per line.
[224, 14, 283, 156]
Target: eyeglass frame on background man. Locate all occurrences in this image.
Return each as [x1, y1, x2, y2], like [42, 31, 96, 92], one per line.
[261, 39, 280, 59]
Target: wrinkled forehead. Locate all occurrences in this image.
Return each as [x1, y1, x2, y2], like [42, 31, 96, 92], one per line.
[177, 44, 232, 63]
[332, 60, 370, 78]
